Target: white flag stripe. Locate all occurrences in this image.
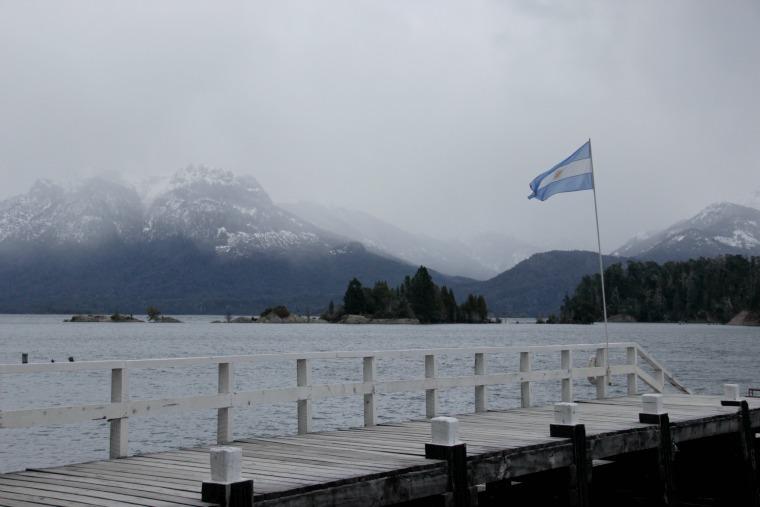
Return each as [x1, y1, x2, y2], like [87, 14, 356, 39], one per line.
[536, 157, 592, 191]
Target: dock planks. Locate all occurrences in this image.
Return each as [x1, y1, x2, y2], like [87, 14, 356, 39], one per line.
[0, 394, 758, 506]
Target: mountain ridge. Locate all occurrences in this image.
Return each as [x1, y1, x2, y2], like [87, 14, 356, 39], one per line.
[612, 202, 760, 262]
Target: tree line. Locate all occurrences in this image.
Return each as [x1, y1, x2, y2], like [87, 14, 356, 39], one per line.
[323, 266, 489, 323]
[559, 255, 760, 324]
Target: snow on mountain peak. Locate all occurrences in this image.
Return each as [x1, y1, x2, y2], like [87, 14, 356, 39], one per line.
[0, 177, 143, 245]
[613, 201, 760, 260]
[0, 168, 336, 255]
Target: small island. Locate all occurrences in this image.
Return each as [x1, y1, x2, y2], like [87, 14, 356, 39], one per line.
[322, 266, 490, 324]
[66, 313, 144, 323]
[212, 306, 320, 324]
[65, 307, 182, 323]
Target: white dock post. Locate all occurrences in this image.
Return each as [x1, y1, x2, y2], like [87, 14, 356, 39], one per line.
[595, 348, 608, 399]
[520, 351, 532, 408]
[431, 416, 460, 446]
[109, 367, 129, 459]
[641, 393, 665, 416]
[297, 359, 312, 434]
[217, 362, 233, 444]
[425, 354, 438, 418]
[554, 402, 579, 426]
[561, 349, 573, 402]
[425, 417, 472, 505]
[626, 346, 637, 395]
[637, 394, 676, 504]
[549, 402, 590, 506]
[363, 356, 376, 426]
[474, 353, 487, 413]
[202, 446, 253, 506]
[723, 383, 741, 402]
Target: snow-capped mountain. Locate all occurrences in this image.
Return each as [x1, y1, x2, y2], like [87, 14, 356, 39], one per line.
[0, 166, 342, 255]
[280, 202, 537, 279]
[144, 166, 334, 255]
[0, 178, 143, 245]
[613, 202, 760, 261]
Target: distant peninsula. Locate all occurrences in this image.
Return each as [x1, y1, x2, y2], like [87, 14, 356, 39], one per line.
[558, 255, 760, 325]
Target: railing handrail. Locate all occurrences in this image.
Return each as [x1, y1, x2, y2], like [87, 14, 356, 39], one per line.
[0, 342, 688, 461]
[0, 342, 639, 374]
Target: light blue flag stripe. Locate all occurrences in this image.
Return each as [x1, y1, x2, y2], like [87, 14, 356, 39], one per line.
[528, 141, 593, 201]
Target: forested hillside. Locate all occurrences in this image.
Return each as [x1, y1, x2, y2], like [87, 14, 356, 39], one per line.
[560, 255, 760, 323]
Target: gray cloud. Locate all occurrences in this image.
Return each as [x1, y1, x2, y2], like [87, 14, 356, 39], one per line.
[1, 0, 758, 252]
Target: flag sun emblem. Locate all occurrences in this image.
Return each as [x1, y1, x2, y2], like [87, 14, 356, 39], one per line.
[553, 169, 564, 180]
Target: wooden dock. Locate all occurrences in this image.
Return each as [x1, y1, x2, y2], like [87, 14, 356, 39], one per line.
[0, 394, 757, 506]
[1, 344, 758, 506]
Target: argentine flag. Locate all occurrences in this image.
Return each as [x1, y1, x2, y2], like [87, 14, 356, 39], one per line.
[528, 141, 593, 201]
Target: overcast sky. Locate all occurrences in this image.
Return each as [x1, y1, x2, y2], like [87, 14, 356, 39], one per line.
[1, 0, 758, 251]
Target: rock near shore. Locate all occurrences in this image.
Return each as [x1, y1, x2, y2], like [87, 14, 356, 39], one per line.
[727, 310, 760, 326]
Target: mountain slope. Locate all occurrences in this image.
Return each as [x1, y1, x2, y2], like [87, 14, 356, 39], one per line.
[0, 239, 452, 314]
[613, 202, 760, 262]
[457, 250, 623, 317]
[0, 169, 471, 314]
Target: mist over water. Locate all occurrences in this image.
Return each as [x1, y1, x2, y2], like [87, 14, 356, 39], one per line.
[1, 315, 757, 473]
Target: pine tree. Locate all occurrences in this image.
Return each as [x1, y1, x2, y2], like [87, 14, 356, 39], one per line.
[407, 267, 439, 323]
[343, 278, 367, 315]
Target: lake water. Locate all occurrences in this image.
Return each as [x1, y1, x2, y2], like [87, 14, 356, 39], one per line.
[0, 315, 757, 473]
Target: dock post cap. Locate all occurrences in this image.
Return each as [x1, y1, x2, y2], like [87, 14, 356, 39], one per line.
[203, 446, 253, 506]
[209, 446, 242, 483]
[641, 393, 666, 415]
[723, 383, 741, 401]
[553, 402, 579, 426]
[431, 416, 460, 446]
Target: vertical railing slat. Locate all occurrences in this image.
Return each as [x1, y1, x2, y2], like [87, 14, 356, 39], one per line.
[363, 356, 376, 426]
[474, 353, 487, 413]
[425, 354, 438, 418]
[217, 362, 233, 444]
[595, 348, 608, 399]
[520, 352, 532, 408]
[561, 349, 573, 402]
[109, 368, 128, 459]
[297, 359, 312, 434]
[626, 346, 637, 396]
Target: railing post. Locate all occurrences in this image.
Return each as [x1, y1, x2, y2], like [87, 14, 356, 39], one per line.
[297, 359, 312, 434]
[474, 353, 487, 413]
[626, 346, 637, 396]
[655, 367, 665, 393]
[218, 362, 233, 444]
[520, 351, 532, 408]
[425, 354, 438, 418]
[595, 348, 608, 399]
[363, 356, 376, 426]
[109, 367, 128, 459]
[561, 349, 573, 402]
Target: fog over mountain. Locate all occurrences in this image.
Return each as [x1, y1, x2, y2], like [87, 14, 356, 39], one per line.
[281, 201, 537, 279]
[1, 1, 758, 253]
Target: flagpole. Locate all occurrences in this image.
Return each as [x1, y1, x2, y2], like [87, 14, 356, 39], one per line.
[587, 139, 611, 386]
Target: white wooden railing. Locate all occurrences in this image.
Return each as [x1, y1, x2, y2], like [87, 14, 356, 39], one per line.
[0, 342, 688, 459]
